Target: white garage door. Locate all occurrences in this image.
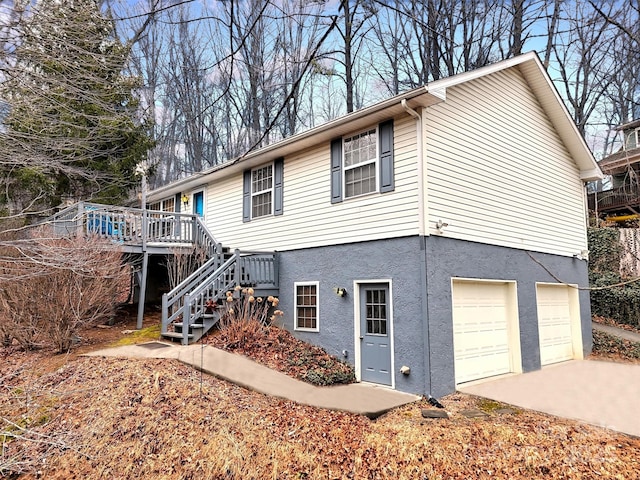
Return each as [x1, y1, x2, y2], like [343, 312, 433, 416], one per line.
[536, 284, 577, 366]
[452, 280, 520, 385]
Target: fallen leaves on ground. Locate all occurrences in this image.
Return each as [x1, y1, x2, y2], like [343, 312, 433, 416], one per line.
[2, 355, 640, 480]
[2, 313, 640, 478]
[590, 316, 640, 364]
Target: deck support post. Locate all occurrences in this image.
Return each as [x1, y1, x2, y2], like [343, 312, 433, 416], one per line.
[137, 250, 149, 330]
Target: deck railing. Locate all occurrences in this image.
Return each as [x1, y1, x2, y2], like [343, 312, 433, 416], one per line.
[588, 187, 640, 212]
[46, 202, 218, 255]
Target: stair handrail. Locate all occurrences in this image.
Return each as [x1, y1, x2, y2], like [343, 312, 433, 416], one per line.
[161, 250, 240, 341]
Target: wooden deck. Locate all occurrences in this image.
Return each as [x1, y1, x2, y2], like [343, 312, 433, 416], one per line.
[588, 186, 640, 214]
[47, 202, 218, 255]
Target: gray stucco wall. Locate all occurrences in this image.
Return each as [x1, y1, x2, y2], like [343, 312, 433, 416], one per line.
[277, 236, 428, 395]
[424, 235, 592, 398]
[276, 235, 592, 398]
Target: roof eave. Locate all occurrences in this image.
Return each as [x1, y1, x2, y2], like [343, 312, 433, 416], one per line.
[149, 87, 444, 200]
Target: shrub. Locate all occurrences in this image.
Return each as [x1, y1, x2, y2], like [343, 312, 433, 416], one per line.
[216, 287, 282, 348]
[588, 227, 640, 327]
[0, 228, 129, 352]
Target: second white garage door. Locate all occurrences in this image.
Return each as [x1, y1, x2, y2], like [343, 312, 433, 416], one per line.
[536, 284, 582, 366]
[452, 280, 522, 385]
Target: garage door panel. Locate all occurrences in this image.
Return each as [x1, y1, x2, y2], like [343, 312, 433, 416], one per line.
[452, 280, 519, 385]
[537, 284, 575, 365]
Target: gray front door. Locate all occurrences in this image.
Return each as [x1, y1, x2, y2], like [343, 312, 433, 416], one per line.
[360, 284, 392, 385]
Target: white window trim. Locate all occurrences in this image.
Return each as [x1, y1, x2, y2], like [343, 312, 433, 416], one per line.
[294, 281, 319, 332]
[251, 163, 274, 219]
[342, 127, 379, 199]
[626, 128, 640, 150]
[148, 197, 174, 212]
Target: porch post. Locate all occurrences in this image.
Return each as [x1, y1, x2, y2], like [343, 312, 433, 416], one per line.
[137, 170, 148, 330]
[137, 250, 149, 330]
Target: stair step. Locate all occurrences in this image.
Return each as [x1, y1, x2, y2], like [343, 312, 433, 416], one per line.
[172, 322, 204, 329]
[162, 332, 194, 339]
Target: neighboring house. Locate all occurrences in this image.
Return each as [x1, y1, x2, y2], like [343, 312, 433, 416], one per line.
[588, 119, 640, 219]
[146, 52, 601, 398]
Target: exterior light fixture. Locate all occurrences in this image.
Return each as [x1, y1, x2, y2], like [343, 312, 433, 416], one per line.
[181, 194, 189, 208]
[435, 219, 449, 233]
[333, 287, 347, 297]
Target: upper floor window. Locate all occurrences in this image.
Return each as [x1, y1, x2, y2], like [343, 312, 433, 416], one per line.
[243, 158, 284, 222]
[147, 197, 174, 212]
[331, 120, 394, 204]
[625, 128, 640, 150]
[344, 128, 378, 198]
[251, 164, 273, 218]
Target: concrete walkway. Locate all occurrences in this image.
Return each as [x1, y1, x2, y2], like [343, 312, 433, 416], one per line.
[85, 342, 420, 419]
[460, 360, 640, 437]
[593, 322, 640, 343]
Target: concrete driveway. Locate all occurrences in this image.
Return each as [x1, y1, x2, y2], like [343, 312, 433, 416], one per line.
[459, 360, 640, 437]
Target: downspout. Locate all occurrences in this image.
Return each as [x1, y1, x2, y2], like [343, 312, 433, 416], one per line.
[401, 99, 425, 236]
[401, 99, 433, 395]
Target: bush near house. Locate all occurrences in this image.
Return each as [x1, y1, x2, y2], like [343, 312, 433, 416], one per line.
[588, 227, 640, 327]
[0, 228, 129, 352]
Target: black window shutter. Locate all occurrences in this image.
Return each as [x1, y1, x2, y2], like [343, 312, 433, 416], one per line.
[242, 170, 251, 222]
[274, 158, 284, 216]
[330, 138, 343, 203]
[379, 119, 394, 193]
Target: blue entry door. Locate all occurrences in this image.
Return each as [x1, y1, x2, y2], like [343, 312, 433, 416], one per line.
[193, 191, 204, 217]
[360, 284, 392, 385]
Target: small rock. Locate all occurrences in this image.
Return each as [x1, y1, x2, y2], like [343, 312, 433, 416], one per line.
[494, 408, 517, 415]
[121, 329, 135, 335]
[421, 409, 449, 419]
[460, 409, 489, 418]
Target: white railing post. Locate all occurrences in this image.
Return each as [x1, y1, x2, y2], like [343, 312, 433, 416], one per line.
[161, 294, 169, 335]
[181, 294, 191, 346]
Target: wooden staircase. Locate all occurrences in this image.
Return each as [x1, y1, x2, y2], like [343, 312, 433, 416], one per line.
[161, 249, 278, 344]
[44, 202, 278, 344]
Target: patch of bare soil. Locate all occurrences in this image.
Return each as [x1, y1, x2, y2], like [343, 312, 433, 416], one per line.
[2, 313, 640, 478]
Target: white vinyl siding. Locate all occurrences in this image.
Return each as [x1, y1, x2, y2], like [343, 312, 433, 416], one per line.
[205, 115, 420, 251]
[425, 68, 587, 257]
